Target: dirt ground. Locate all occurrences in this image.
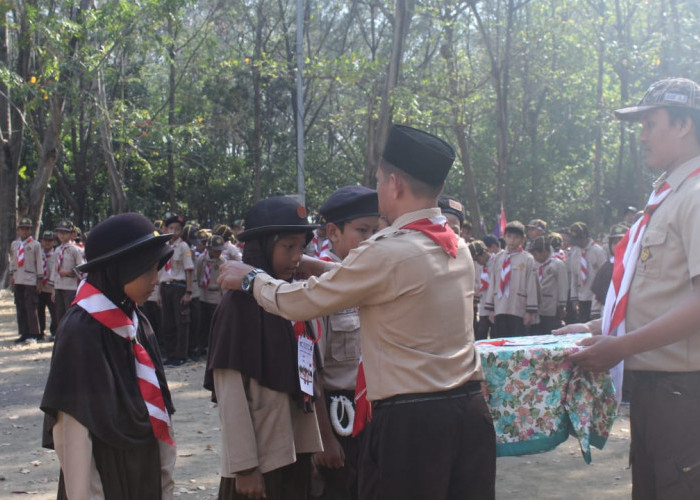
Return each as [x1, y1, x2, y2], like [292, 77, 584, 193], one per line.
[0, 289, 632, 499]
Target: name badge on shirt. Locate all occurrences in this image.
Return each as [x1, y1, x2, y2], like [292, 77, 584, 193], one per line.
[298, 336, 314, 396]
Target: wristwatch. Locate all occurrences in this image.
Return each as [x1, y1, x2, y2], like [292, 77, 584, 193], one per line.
[241, 268, 266, 294]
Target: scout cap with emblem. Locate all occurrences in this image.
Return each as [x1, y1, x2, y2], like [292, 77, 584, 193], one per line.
[526, 219, 547, 232]
[77, 213, 173, 276]
[547, 232, 563, 250]
[18, 217, 33, 228]
[529, 235, 548, 253]
[438, 195, 465, 226]
[42, 230, 54, 240]
[382, 124, 456, 186]
[468, 240, 487, 259]
[609, 223, 628, 241]
[569, 221, 590, 241]
[319, 185, 379, 224]
[504, 220, 526, 237]
[614, 78, 700, 121]
[55, 219, 73, 232]
[236, 196, 318, 243]
[207, 234, 226, 251]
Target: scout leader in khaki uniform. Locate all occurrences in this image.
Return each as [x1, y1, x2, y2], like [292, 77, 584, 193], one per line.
[218, 124, 496, 500]
[52, 219, 85, 326]
[484, 220, 539, 338]
[568, 221, 607, 322]
[313, 185, 380, 500]
[10, 217, 43, 343]
[559, 78, 700, 499]
[159, 214, 195, 366]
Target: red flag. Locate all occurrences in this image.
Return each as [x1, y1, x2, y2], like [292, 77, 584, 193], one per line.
[498, 204, 507, 237]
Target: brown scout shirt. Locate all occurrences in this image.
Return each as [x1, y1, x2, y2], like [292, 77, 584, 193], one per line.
[10, 237, 42, 286]
[253, 208, 483, 402]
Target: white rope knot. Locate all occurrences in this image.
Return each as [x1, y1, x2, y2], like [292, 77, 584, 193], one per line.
[329, 395, 355, 436]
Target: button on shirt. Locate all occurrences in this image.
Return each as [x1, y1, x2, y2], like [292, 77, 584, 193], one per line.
[253, 208, 483, 402]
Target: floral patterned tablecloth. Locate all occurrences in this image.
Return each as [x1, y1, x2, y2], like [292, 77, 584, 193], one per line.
[476, 333, 618, 463]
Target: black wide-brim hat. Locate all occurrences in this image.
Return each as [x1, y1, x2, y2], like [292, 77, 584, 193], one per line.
[77, 212, 173, 273]
[236, 196, 318, 243]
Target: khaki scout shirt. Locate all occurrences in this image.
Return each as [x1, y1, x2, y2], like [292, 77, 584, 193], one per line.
[253, 208, 483, 402]
[484, 249, 539, 317]
[196, 253, 225, 305]
[52, 243, 84, 291]
[626, 155, 700, 371]
[40, 248, 55, 293]
[10, 237, 42, 286]
[213, 370, 322, 476]
[317, 251, 362, 392]
[569, 240, 607, 303]
[160, 239, 194, 283]
[537, 257, 568, 317]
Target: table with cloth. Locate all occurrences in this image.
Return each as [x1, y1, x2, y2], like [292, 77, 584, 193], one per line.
[476, 333, 618, 463]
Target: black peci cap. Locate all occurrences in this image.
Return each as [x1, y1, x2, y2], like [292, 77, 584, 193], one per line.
[319, 186, 379, 224]
[236, 196, 318, 243]
[438, 195, 465, 226]
[382, 124, 455, 186]
[77, 213, 173, 273]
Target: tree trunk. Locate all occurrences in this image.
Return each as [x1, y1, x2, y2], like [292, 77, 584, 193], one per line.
[364, 0, 415, 188]
[250, 0, 264, 202]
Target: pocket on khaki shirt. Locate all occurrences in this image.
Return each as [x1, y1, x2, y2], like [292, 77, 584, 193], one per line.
[329, 312, 361, 362]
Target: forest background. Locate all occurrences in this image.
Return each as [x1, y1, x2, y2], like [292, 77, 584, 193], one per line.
[1, 0, 699, 282]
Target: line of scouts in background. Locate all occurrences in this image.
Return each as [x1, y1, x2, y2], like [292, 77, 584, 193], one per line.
[436, 199, 641, 340]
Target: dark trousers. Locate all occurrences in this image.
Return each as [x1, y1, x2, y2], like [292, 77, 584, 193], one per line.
[38, 291, 57, 336]
[536, 315, 563, 335]
[630, 371, 700, 499]
[160, 283, 190, 361]
[359, 385, 496, 500]
[199, 301, 218, 352]
[576, 300, 592, 323]
[475, 315, 492, 341]
[14, 284, 40, 339]
[142, 300, 163, 350]
[492, 314, 525, 338]
[54, 289, 76, 326]
[315, 390, 360, 500]
[218, 453, 312, 500]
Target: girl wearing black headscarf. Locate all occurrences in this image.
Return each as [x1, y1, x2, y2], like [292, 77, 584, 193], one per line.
[41, 213, 176, 499]
[205, 196, 323, 500]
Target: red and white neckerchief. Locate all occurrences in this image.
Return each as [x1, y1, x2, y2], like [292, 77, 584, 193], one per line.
[479, 265, 490, 292]
[538, 257, 553, 283]
[579, 249, 588, 285]
[201, 258, 211, 290]
[312, 234, 331, 260]
[401, 215, 458, 258]
[498, 248, 523, 298]
[42, 249, 52, 286]
[56, 244, 67, 274]
[17, 237, 33, 267]
[164, 238, 180, 273]
[72, 281, 174, 446]
[553, 249, 566, 261]
[602, 165, 700, 401]
[352, 358, 371, 436]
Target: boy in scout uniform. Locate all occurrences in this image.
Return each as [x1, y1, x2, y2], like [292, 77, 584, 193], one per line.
[530, 235, 568, 333]
[313, 185, 379, 500]
[559, 77, 700, 498]
[159, 214, 195, 366]
[38, 230, 58, 339]
[568, 221, 607, 322]
[437, 194, 465, 238]
[219, 124, 496, 499]
[484, 220, 539, 338]
[196, 234, 226, 358]
[10, 217, 43, 343]
[52, 220, 85, 326]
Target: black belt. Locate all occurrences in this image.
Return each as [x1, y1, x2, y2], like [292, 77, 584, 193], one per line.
[163, 280, 186, 286]
[372, 381, 483, 410]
